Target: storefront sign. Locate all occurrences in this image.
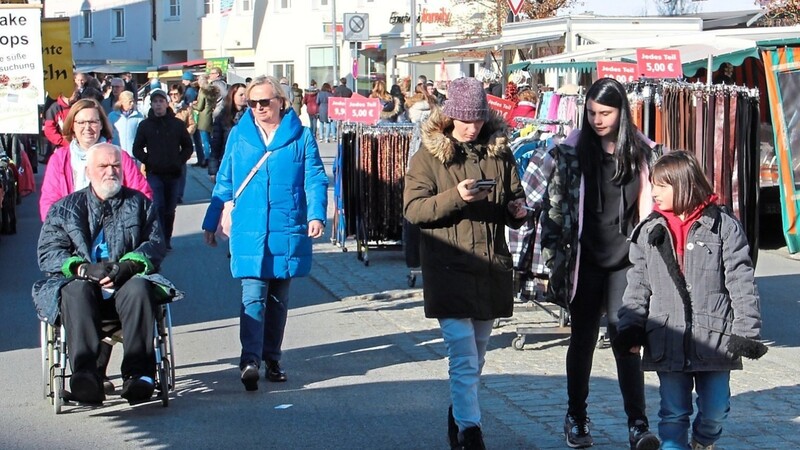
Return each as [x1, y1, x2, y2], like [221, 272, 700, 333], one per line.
[206, 57, 229, 75]
[596, 61, 638, 83]
[389, 12, 412, 25]
[636, 48, 682, 79]
[419, 8, 451, 25]
[42, 18, 72, 100]
[0, 5, 44, 134]
[486, 95, 514, 119]
[327, 96, 382, 125]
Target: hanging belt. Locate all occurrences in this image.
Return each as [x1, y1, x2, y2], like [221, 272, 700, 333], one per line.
[728, 92, 739, 216]
[694, 91, 704, 162]
[704, 91, 716, 176]
[713, 93, 726, 204]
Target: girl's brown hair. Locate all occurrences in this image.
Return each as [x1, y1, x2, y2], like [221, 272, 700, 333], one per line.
[651, 150, 715, 216]
[62, 98, 114, 143]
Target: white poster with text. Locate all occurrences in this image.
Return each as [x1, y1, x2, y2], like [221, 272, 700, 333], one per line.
[0, 6, 44, 134]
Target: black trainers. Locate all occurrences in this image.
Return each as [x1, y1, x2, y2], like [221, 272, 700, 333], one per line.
[69, 371, 105, 404]
[564, 413, 593, 448]
[461, 426, 486, 450]
[265, 359, 287, 382]
[629, 419, 659, 450]
[447, 406, 460, 449]
[120, 375, 155, 404]
[240, 362, 259, 391]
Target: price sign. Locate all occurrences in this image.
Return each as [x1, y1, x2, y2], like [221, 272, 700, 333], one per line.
[636, 48, 682, 79]
[347, 98, 382, 125]
[596, 61, 639, 83]
[328, 97, 349, 121]
[486, 95, 515, 119]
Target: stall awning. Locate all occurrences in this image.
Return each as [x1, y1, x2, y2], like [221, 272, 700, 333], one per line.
[395, 33, 564, 63]
[76, 63, 150, 74]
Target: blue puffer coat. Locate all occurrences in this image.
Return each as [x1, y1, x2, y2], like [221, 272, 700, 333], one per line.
[201, 108, 328, 279]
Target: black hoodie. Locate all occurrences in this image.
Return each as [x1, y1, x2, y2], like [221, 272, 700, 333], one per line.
[132, 108, 194, 178]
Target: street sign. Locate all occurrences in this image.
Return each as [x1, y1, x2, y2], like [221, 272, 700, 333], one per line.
[636, 48, 683, 79]
[343, 13, 369, 41]
[596, 61, 639, 83]
[508, 0, 525, 16]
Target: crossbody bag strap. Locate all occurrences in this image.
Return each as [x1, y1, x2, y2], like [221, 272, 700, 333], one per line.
[232, 151, 272, 204]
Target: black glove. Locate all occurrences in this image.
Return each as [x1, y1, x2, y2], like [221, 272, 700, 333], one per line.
[728, 335, 768, 360]
[81, 263, 114, 281]
[106, 261, 143, 286]
[612, 326, 645, 355]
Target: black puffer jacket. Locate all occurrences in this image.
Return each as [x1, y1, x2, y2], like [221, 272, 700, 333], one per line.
[132, 108, 194, 178]
[209, 107, 246, 176]
[32, 186, 180, 324]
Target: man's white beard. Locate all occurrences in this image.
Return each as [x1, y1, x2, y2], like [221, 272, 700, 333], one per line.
[95, 179, 122, 199]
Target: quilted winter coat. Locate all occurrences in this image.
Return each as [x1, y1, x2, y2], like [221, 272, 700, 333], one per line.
[32, 186, 181, 325]
[403, 109, 525, 320]
[617, 206, 762, 372]
[201, 108, 328, 280]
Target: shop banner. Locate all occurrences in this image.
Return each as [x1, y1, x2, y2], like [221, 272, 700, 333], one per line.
[206, 57, 229, 75]
[486, 95, 514, 119]
[347, 97, 381, 125]
[636, 48, 682, 79]
[0, 5, 45, 134]
[42, 18, 73, 101]
[596, 61, 638, 83]
[329, 97, 348, 121]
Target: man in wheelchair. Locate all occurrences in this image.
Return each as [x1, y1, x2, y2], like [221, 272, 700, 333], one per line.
[34, 143, 179, 405]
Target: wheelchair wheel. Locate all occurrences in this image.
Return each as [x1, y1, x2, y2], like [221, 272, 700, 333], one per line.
[158, 359, 169, 407]
[41, 322, 50, 399]
[53, 372, 64, 414]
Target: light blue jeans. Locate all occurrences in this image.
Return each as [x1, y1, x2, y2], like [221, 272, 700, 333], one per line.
[239, 278, 292, 368]
[439, 318, 494, 432]
[199, 130, 211, 159]
[657, 370, 731, 449]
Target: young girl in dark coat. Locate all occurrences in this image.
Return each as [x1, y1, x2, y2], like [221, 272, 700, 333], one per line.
[616, 151, 767, 450]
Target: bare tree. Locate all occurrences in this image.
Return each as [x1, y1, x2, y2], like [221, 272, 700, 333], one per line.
[654, 0, 700, 16]
[755, 0, 800, 26]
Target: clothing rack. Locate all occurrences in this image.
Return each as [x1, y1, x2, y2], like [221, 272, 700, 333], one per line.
[333, 123, 414, 266]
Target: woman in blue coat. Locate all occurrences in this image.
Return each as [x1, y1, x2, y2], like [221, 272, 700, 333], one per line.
[202, 75, 328, 391]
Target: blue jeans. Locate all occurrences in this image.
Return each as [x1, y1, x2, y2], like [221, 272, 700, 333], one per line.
[146, 174, 180, 246]
[199, 130, 211, 159]
[439, 318, 493, 432]
[309, 114, 318, 139]
[320, 120, 331, 141]
[240, 278, 292, 368]
[657, 371, 731, 449]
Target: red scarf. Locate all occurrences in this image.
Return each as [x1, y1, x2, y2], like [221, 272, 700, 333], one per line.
[654, 194, 719, 271]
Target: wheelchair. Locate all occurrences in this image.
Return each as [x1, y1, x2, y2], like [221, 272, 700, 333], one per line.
[40, 302, 176, 414]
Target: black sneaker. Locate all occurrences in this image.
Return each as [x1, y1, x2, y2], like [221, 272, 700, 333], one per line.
[629, 420, 660, 450]
[120, 375, 155, 404]
[447, 406, 460, 449]
[265, 359, 287, 382]
[240, 362, 259, 391]
[69, 371, 105, 404]
[564, 413, 593, 448]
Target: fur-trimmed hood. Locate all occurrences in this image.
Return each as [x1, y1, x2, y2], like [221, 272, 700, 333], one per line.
[420, 108, 508, 164]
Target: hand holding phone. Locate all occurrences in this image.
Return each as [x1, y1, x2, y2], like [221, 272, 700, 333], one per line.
[473, 179, 497, 190]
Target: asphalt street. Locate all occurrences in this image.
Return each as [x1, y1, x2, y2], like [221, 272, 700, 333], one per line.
[1, 141, 799, 449]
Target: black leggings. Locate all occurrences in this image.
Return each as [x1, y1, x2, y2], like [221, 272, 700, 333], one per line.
[566, 260, 648, 427]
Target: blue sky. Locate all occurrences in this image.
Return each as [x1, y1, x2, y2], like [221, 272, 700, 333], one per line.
[560, 0, 762, 16]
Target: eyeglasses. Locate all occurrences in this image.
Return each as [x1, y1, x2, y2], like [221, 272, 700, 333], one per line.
[247, 97, 279, 108]
[169, 92, 181, 96]
[75, 120, 102, 127]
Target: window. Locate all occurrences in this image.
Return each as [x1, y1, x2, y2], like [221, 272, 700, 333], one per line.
[81, 8, 92, 39]
[280, 0, 290, 8]
[241, 0, 254, 12]
[168, 0, 181, 19]
[272, 63, 294, 84]
[203, 0, 213, 15]
[308, 48, 334, 88]
[112, 8, 125, 39]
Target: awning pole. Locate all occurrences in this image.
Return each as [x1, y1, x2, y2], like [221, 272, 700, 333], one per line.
[410, 0, 417, 85]
[707, 55, 712, 87]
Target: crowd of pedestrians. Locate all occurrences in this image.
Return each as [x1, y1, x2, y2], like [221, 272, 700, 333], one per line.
[24, 69, 769, 450]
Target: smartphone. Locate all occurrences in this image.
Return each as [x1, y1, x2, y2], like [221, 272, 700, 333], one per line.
[474, 179, 497, 190]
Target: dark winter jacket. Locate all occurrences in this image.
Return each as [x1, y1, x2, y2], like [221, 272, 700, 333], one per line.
[209, 107, 246, 176]
[316, 91, 332, 122]
[616, 206, 763, 372]
[540, 130, 657, 307]
[132, 109, 194, 178]
[32, 186, 181, 324]
[403, 109, 525, 320]
[193, 85, 219, 132]
[333, 84, 353, 98]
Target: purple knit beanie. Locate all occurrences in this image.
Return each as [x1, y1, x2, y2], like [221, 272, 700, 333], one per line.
[442, 77, 488, 122]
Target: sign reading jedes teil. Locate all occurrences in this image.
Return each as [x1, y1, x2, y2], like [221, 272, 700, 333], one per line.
[328, 94, 383, 125]
[486, 95, 515, 119]
[0, 5, 45, 134]
[635, 48, 683, 79]
[596, 61, 638, 83]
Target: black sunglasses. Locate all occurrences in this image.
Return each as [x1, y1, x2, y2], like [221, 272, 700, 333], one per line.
[248, 97, 279, 108]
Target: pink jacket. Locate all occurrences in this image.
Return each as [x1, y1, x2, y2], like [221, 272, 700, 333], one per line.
[39, 144, 153, 221]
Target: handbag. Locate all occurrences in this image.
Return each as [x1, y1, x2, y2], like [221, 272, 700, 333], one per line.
[215, 150, 272, 240]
